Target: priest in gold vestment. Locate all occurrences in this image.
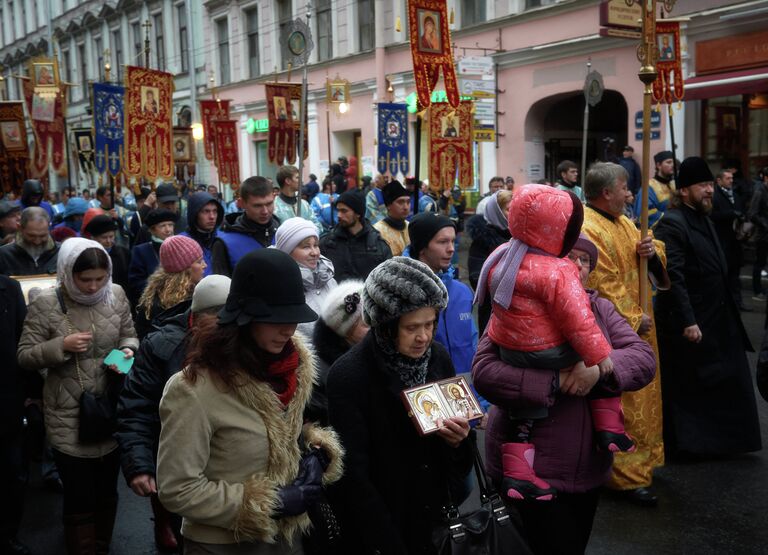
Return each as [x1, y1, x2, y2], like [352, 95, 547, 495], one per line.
[582, 162, 669, 506]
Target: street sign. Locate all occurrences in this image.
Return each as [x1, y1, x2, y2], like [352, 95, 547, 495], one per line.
[635, 131, 661, 141]
[599, 27, 642, 40]
[457, 56, 495, 79]
[599, 0, 642, 29]
[460, 78, 495, 98]
[474, 129, 495, 142]
[635, 110, 662, 129]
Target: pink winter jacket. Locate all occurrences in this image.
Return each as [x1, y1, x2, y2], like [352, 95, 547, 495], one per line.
[485, 185, 611, 367]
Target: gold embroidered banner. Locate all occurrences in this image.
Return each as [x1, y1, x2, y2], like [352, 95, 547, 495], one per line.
[653, 20, 684, 106]
[0, 101, 30, 195]
[212, 120, 240, 188]
[21, 78, 67, 177]
[124, 66, 175, 180]
[428, 100, 474, 191]
[200, 99, 230, 161]
[265, 83, 295, 165]
[286, 83, 308, 164]
[408, 0, 460, 111]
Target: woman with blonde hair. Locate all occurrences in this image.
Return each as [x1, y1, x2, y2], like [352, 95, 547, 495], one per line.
[135, 235, 206, 339]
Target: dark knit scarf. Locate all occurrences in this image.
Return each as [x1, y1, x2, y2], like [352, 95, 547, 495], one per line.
[374, 328, 431, 388]
[384, 216, 407, 231]
[255, 340, 300, 405]
[654, 174, 672, 185]
[279, 192, 298, 205]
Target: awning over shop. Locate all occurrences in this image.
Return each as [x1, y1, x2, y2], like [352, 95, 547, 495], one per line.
[683, 67, 768, 101]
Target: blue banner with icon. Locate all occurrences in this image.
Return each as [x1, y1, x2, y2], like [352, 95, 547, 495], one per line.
[93, 82, 125, 176]
[377, 103, 409, 176]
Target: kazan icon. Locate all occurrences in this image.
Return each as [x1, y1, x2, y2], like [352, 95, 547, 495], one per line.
[418, 10, 442, 53]
[141, 87, 160, 115]
[273, 96, 289, 121]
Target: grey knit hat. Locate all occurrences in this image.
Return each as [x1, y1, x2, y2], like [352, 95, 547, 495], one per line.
[363, 257, 448, 328]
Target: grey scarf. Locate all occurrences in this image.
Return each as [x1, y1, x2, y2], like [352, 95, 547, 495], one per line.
[374, 328, 431, 388]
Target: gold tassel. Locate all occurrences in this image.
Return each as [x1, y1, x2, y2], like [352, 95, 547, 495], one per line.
[395, 16, 401, 33]
[450, 7, 455, 25]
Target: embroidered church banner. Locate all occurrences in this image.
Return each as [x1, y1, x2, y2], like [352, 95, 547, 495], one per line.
[212, 120, 240, 188]
[377, 103, 409, 176]
[286, 83, 308, 164]
[653, 20, 684, 106]
[428, 100, 474, 192]
[200, 99, 230, 161]
[408, 0, 460, 111]
[22, 78, 67, 177]
[124, 66, 174, 180]
[0, 101, 29, 158]
[265, 83, 295, 165]
[93, 82, 125, 177]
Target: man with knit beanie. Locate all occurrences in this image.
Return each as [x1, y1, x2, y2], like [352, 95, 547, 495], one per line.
[406, 212, 477, 375]
[373, 180, 411, 256]
[128, 209, 178, 305]
[634, 150, 676, 227]
[117, 274, 231, 551]
[212, 176, 281, 276]
[180, 191, 223, 278]
[320, 190, 391, 282]
[655, 156, 761, 460]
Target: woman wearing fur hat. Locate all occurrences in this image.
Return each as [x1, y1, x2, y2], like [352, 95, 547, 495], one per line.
[17, 238, 138, 554]
[274, 218, 338, 343]
[307, 280, 369, 426]
[135, 235, 206, 339]
[326, 257, 473, 554]
[157, 249, 344, 555]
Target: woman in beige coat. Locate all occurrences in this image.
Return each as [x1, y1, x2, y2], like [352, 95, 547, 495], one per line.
[17, 238, 138, 555]
[157, 249, 344, 555]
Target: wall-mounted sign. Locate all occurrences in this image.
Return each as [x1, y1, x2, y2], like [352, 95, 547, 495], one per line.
[599, 0, 641, 30]
[635, 131, 661, 141]
[246, 117, 269, 134]
[634, 110, 662, 129]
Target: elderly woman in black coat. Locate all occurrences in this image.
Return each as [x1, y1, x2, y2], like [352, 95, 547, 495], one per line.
[326, 257, 473, 554]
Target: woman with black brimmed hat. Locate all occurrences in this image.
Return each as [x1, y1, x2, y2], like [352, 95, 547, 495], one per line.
[157, 249, 344, 555]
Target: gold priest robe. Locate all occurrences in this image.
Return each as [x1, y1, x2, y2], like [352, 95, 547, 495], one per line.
[583, 205, 665, 490]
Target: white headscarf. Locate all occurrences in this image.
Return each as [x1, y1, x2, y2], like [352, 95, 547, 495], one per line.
[57, 237, 114, 306]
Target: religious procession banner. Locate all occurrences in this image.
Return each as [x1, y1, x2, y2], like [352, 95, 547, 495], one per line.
[93, 82, 125, 177]
[265, 83, 295, 165]
[212, 120, 240, 188]
[200, 99, 230, 161]
[0, 101, 30, 195]
[124, 66, 174, 181]
[407, 0, 460, 111]
[653, 20, 684, 106]
[286, 83, 308, 164]
[72, 128, 95, 176]
[428, 100, 474, 191]
[377, 103, 409, 176]
[21, 77, 67, 177]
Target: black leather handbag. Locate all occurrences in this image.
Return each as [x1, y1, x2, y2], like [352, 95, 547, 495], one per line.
[56, 288, 121, 443]
[433, 437, 532, 555]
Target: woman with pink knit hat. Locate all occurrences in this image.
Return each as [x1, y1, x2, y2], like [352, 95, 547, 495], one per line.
[136, 235, 206, 339]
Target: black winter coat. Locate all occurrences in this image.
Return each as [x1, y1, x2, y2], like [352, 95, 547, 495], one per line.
[655, 205, 762, 455]
[0, 276, 27, 435]
[319, 221, 392, 282]
[327, 333, 474, 554]
[465, 215, 510, 335]
[116, 308, 188, 482]
[710, 186, 744, 272]
[0, 241, 59, 276]
[306, 318, 353, 426]
[109, 244, 132, 293]
[749, 183, 768, 243]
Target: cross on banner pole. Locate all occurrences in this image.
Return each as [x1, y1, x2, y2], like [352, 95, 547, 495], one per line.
[295, 2, 313, 218]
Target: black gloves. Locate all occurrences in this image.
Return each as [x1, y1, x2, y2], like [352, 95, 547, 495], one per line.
[274, 449, 328, 518]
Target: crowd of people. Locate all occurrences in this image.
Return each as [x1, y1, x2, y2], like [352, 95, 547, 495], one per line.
[0, 152, 765, 555]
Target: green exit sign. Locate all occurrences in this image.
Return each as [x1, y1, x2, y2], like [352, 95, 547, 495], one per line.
[405, 92, 473, 113]
[246, 118, 269, 134]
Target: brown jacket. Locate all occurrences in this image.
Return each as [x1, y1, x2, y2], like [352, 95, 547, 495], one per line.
[17, 285, 138, 458]
[157, 335, 344, 546]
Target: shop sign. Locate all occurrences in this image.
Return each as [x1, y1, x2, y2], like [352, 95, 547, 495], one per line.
[457, 56, 495, 79]
[460, 78, 495, 99]
[599, 0, 641, 30]
[634, 110, 662, 129]
[695, 30, 768, 75]
[474, 129, 495, 142]
[246, 117, 269, 134]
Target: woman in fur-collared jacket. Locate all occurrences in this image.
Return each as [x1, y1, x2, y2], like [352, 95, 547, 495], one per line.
[157, 249, 343, 555]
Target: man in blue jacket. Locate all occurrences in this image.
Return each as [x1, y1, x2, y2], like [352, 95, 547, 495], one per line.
[180, 191, 223, 277]
[406, 212, 477, 374]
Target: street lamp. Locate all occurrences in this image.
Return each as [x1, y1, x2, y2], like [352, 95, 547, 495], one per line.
[191, 123, 204, 141]
[338, 102, 349, 114]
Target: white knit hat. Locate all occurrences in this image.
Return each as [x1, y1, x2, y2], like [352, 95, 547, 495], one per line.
[191, 274, 231, 313]
[320, 279, 365, 337]
[274, 217, 318, 254]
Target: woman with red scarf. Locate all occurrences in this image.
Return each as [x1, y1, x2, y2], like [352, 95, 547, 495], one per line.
[156, 249, 344, 555]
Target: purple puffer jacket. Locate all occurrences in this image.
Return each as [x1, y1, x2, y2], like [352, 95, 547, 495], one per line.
[472, 290, 656, 494]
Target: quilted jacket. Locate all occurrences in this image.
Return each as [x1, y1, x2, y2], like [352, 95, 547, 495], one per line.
[17, 284, 138, 458]
[485, 184, 611, 367]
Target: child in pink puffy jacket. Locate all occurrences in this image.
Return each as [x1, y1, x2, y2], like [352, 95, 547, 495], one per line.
[475, 184, 634, 501]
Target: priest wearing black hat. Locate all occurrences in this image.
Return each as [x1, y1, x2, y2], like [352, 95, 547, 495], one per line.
[319, 190, 392, 282]
[373, 180, 412, 256]
[634, 150, 676, 228]
[654, 156, 762, 458]
[84, 214, 131, 292]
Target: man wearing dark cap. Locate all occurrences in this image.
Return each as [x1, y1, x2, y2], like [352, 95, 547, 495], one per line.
[0, 201, 21, 245]
[128, 209, 178, 305]
[407, 212, 477, 375]
[655, 156, 761, 460]
[635, 150, 676, 227]
[320, 190, 391, 282]
[373, 180, 411, 256]
[618, 145, 642, 195]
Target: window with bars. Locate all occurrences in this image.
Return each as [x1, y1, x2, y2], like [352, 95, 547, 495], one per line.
[154, 14, 165, 71]
[78, 43, 88, 101]
[217, 18, 230, 84]
[461, 0, 486, 26]
[316, 0, 331, 61]
[245, 7, 259, 78]
[112, 29, 123, 80]
[178, 5, 189, 73]
[277, 0, 292, 70]
[358, 0, 374, 51]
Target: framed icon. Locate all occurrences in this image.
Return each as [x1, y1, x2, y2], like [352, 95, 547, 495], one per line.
[326, 79, 350, 104]
[172, 127, 195, 162]
[0, 121, 25, 151]
[401, 376, 483, 436]
[33, 62, 58, 88]
[417, 9, 442, 54]
[11, 274, 58, 305]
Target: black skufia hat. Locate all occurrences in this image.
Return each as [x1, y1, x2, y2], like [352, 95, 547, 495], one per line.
[144, 208, 179, 227]
[677, 156, 714, 189]
[218, 249, 318, 326]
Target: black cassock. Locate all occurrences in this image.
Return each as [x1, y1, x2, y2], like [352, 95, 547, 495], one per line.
[655, 203, 762, 456]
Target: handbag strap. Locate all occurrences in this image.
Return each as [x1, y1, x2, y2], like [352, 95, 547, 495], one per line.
[57, 287, 85, 392]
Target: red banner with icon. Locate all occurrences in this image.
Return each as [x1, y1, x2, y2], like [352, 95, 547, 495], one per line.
[124, 66, 175, 180]
[408, 0, 460, 111]
[265, 83, 295, 165]
[286, 83, 308, 164]
[428, 100, 474, 191]
[653, 20, 684, 106]
[200, 99, 230, 161]
[22, 78, 67, 177]
[212, 120, 240, 188]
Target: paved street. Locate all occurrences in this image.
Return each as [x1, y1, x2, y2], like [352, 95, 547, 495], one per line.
[18, 260, 768, 555]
